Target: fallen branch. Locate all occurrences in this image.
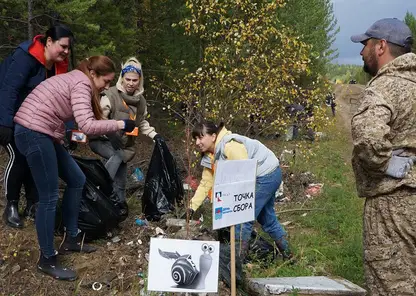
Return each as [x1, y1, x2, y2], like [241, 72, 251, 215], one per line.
[277, 208, 327, 214]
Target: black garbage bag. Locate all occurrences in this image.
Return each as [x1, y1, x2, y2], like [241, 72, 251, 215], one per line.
[55, 179, 122, 241]
[142, 138, 184, 221]
[77, 180, 122, 240]
[72, 155, 114, 196]
[219, 243, 245, 288]
[72, 155, 128, 221]
[247, 231, 277, 263]
[217, 228, 276, 263]
[56, 156, 128, 241]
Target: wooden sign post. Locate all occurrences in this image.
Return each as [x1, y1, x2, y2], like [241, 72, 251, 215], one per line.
[212, 159, 257, 296]
[230, 225, 236, 296]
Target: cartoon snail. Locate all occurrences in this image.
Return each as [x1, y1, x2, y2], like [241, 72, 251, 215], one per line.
[158, 243, 215, 289]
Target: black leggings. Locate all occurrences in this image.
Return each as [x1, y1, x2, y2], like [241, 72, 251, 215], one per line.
[3, 140, 38, 203]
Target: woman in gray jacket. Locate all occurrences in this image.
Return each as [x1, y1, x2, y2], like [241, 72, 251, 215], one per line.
[89, 57, 162, 204]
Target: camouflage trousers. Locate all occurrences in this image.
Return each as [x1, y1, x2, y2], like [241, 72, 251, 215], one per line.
[364, 194, 416, 296]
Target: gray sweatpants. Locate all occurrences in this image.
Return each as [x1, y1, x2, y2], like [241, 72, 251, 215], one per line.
[89, 140, 127, 202]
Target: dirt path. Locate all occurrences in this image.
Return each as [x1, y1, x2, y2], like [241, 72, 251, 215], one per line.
[333, 83, 364, 134]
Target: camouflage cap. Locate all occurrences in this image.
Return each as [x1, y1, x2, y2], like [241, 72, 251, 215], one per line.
[351, 18, 413, 48]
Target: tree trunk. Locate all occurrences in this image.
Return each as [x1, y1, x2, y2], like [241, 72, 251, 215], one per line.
[28, 0, 34, 40]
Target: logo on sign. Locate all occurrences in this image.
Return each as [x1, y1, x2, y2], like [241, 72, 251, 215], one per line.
[215, 191, 222, 202]
[223, 207, 232, 214]
[215, 207, 232, 220]
[215, 207, 223, 220]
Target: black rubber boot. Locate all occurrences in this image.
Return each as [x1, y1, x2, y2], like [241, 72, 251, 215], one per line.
[37, 252, 77, 281]
[3, 201, 24, 228]
[58, 231, 97, 255]
[23, 201, 38, 219]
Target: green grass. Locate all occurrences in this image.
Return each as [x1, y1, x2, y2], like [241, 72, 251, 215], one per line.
[129, 114, 365, 292]
[249, 120, 365, 287]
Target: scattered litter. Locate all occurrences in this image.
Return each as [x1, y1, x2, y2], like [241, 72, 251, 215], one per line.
[139, 278, 145, 285]
[131, 167, 144, 182]
[155, 227, 165, 235]
[275, 181, 284, 199]
[315, 131, 327, 139]
[281, 221, 292, 226]
[135, 218, 149, 226]
[118, 257, 127, 266]
[184, 175, 199, 191]
[137, 239, 143, 245]
[11, 264, 20, 274]
[137, 272, 144, 278]
[280, 149, 295, 163]
[140, 288, 152, 296]
[305, 183, 324, 197]
[166, 218, 200, 228]
[276, 196, 290, 203]
[126, 241, 134, 246]
[92, 282, 103, 291]
[145, 253, 149, 261]
[111, 236, 121, 243]
[301, 213, 308, 217]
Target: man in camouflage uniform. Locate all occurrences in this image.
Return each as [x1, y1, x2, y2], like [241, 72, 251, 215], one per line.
[350, 19, 416, 295]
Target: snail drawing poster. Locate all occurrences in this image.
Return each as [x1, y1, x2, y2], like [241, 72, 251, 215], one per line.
[147, 238, 220, 293]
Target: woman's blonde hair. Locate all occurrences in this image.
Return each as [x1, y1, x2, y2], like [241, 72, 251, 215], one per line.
[77, 56, 116, 119]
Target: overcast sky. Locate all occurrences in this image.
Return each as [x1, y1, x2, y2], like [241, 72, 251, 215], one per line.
[331, 0, 416, 65]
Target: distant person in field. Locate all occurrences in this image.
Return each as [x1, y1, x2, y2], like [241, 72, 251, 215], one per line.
[325, 93, 336, 117]
[350, 18, 416, 296]
[285, 103, 304, 141]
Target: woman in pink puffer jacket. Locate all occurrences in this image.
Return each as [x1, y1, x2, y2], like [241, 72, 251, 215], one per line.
[13, 56, 136, 281]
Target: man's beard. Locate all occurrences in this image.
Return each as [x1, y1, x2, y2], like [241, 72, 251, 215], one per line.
[363, 63, 378, 77]
[363, 47, 378, 77]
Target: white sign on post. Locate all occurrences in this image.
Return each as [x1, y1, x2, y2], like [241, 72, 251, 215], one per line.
[212, 159, 257, 230]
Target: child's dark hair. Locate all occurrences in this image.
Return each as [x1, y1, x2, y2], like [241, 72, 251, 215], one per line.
[192, 120, 224, 139]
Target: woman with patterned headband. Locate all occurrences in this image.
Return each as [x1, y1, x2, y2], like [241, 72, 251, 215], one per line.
[89, 57, 162, 206]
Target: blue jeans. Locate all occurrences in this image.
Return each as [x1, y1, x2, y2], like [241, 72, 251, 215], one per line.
[14, 124, 86, 257]
[235, 166, 287, 243]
